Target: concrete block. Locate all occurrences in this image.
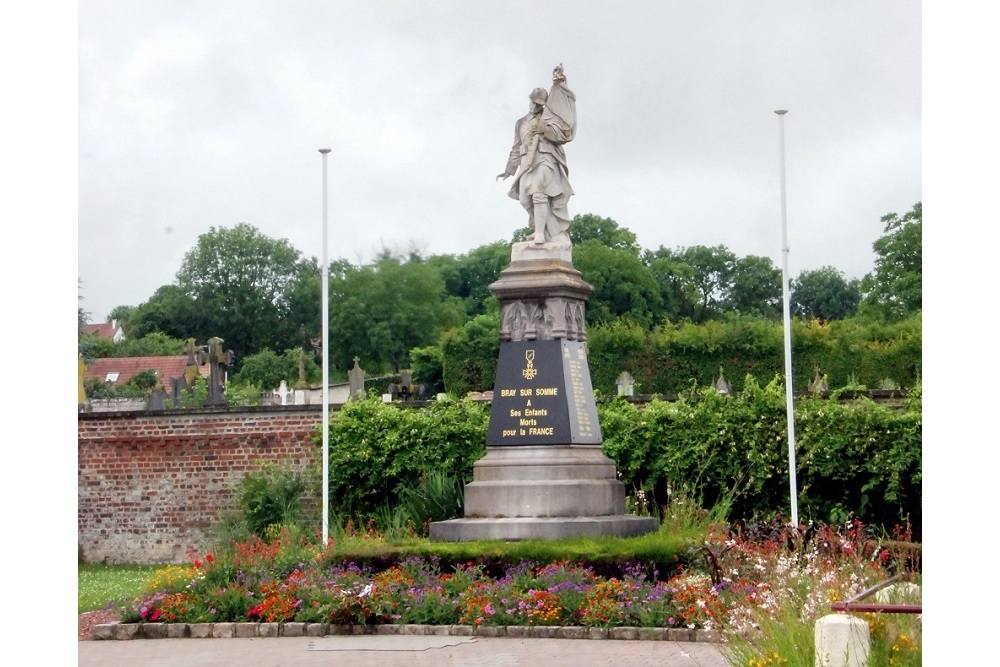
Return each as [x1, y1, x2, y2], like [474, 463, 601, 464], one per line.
[111, 623, 140, 640]
[667, 628, 694, 642]
[556, 626, 587, 639]
[282, 622, 305, 637]
[304, 623, 328, 637]
[211, 622, 234, 638]
[529, 625, 557, 638]
[815, 614, 870, 667]
[189, 623, 213, 638]
[234, 623, 258, 637]
[139, 623, 168, 639]
[258, 622, 280, 637]
[165, 623, 188, 638]
[91, 623, 117, 641]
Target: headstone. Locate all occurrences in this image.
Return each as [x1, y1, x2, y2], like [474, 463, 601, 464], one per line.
[148, 386, 167, 411]
[714, 367, 732, 395]
[276, 380, 291, 406]
[348, 357, 365, 400]
[808, 367, 829, 394]
[295, 348, 309, 389]
[169, 376, 186, 407]
[204, 336, 234, 407]
[615, 371, 635, 397]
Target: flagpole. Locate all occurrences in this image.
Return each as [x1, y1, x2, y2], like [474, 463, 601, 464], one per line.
[774, 110, 798, 527]
[319, 148, 331, 544]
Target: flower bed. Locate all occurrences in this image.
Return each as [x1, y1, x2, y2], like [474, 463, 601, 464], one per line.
[119, 551, 727, 631]
[110, 520, 921, 663]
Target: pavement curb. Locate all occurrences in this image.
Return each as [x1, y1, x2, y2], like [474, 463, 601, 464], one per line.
[92, 621, 722, 643]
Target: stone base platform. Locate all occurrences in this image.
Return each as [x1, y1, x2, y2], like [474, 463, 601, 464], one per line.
[429, 445, 659, 542]
[429, 515, 659, 542]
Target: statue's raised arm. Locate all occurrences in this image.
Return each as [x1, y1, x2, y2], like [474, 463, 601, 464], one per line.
[499, 64, 577, 246]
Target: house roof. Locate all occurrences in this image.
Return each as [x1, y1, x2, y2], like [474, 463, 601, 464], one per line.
[83, 356, 211, 391]
[81, 321, 123, 340]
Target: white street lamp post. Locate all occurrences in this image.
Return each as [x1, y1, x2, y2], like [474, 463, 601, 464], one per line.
[319, 148, 331, 544]
[774, 110, 799, 527]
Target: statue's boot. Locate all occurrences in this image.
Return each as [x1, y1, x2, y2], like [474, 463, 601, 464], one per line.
[532, 193, 549, 244]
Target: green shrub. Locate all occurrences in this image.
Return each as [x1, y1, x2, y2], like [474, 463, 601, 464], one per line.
[323, 395, 487, 520]
[599, 377, 922, 533]
[235, 460, 307, 539]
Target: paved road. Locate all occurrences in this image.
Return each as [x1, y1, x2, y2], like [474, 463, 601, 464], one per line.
[79, 635, 732, 667]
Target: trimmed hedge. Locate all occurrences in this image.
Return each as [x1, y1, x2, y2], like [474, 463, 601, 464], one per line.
[600, 377, 921, 536]
[322, 379, 921, 537]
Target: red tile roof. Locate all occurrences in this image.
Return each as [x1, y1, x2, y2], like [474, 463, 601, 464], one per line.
[82, 356, 211, 391]
[81, 322, 122, 340]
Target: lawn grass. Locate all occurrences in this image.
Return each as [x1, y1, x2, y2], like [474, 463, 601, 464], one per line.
[78, 564, 164, 612]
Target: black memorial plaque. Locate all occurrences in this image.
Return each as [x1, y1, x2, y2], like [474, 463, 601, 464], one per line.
[486, 339, 602, 446]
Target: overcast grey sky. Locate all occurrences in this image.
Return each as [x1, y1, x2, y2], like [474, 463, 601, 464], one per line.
[73, 0, 923, 323]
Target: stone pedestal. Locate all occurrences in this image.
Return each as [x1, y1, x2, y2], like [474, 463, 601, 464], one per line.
[429, 247, 658, 542]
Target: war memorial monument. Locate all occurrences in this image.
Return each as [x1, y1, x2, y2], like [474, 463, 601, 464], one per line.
[430, 66, 659, 541]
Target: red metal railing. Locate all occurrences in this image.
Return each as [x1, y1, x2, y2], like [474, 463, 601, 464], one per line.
[830, 573, 922, 615]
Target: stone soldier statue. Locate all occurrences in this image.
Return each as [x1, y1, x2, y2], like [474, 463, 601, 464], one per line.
[497, 64, 577, 246]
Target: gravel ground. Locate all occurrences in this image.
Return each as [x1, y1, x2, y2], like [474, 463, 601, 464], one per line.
[79, 610, 119, 641]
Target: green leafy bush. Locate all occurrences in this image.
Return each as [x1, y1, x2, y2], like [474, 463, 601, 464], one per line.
[599, 377, 922, 534]
[323, 396, 488, 520]
[235, 460, 307, 539]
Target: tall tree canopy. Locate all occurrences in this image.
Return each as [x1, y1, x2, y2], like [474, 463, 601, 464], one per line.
[329, 257, 465, 373]
[792, 266, 861, 321]
[725, 255, 782, 320]
[574, 240, 663, 328]
[175, 223, 309, 362]
[568, 213, 641, 256]
[676, 245, 737, 322]
[860, 202, 922, 321]
[427, 240, 509, 316]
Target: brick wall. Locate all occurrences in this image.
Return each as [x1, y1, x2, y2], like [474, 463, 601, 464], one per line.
[78, 406, 325, 564]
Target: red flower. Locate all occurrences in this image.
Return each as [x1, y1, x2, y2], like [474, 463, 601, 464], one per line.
[206, 553, 214, 564]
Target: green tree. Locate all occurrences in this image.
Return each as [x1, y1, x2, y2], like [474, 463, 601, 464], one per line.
[792, 266, 861, 321]
[329, 257, 465, 373]
[725, 255, 782, 319]
[440, 313, 500, 397]
[677, 245, 737, 322]
[859, 202, 922, 321]
[107, 305, 135, 327]
[573, 240, 663, 328]
[409, 345, 445, 395]
[128, 285, 210, 342]
[568, 213, 641, 255]
[427, 241, 509, 316]
[175, 223, 309, 362]
[230, 348, 321, 391]
[644, 249, 700, 322]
